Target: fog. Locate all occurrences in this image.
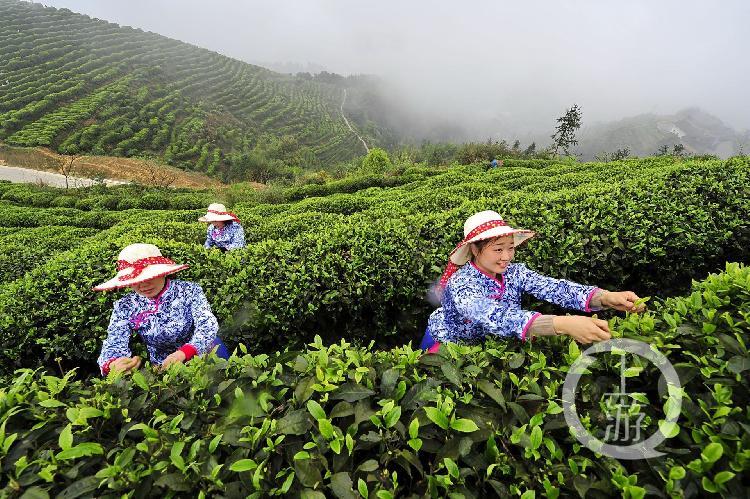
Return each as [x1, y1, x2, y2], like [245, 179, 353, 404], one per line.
[38, 0, 750, 140]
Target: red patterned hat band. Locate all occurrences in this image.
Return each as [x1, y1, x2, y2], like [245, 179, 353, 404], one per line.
[117, 256, 176, 281]
[438, 219, 508, 290]
[207, 209, 240, 223]
[461, 219, 507, 243]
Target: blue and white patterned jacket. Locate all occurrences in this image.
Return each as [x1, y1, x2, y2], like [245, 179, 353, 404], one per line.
[204, 222, 245, 250]
[427, 262, 601, 343]
[97, 279, 218, 373]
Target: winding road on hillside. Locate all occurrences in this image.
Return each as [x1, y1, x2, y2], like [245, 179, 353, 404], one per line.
[0, 164, 126, 187]
[341, 89, 370, 154]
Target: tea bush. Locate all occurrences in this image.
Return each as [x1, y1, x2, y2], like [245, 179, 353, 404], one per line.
[0, 182, 212, 211]
[0, 226, 98, 283]
[0, 263, 748, 497]
[0, 157, 748, 376]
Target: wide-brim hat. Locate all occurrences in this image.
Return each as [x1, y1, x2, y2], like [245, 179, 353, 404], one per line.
[198, 203, 239, 223]
[449, 210, 535, 266]
[93, 243, 188, 291]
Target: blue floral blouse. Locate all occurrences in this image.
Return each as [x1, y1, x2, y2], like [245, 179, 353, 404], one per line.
[427, 262, 601, 343]
[97, 279, 219, 373]
[204, 222, 245, 250]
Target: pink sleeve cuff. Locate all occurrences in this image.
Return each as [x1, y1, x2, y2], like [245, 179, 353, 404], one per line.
[585, 288, 603, 313]
[100, 358, 116, 376]
[521, 312, 542, 342]
[179, 344, 198, 361]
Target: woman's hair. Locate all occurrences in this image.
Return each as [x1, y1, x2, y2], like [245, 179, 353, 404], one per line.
[469, 235, 513, 261]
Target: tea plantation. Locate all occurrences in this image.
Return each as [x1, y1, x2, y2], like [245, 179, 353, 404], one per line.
[0, 0, 383, 175]
[0, 156, 749, 497]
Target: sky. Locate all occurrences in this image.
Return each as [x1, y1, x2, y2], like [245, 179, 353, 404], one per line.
[36, 0, 750, 136]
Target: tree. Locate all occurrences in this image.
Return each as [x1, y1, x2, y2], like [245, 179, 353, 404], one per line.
[59, 154, 80, 189]
[612, 147, 630, 160]
[594, 147, 630, 162]
[551, 104, 582, 156]
[361, 148, 392, 174]
[523, 142, 537, 156]
[143, 159, 177, 188]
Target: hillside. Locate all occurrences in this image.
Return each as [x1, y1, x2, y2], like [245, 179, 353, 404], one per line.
[577, 107, 750, 159]
[0, 0, 386, 180]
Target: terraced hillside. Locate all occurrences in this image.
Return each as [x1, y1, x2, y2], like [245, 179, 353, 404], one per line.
[0, 0, 381, 179]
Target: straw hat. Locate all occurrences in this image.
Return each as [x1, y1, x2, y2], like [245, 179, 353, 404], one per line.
[198, 203, 240, 223]
[449, 210, 534, 265]
[93, 243, 188, 291]
[438, 211, 534, 289]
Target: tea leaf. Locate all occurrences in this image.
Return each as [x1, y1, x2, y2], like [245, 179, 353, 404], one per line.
[277, 409, 312, 435]
[331, 382, 375, 402]
[450, 418, 479, 433]
[330, 472, 356, 499]
[307, 399, 326, 420]
[229, 458, 258, 472]
[424, 407, 450, 430]
[58, 424, 73, 451]
[701, 443, 723, 464]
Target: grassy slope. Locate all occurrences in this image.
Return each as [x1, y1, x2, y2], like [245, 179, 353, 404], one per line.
[0, 0, 384, 177]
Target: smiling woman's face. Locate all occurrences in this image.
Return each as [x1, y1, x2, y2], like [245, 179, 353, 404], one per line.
[470, 235, 515, 275]
[130, 276, 167, 298]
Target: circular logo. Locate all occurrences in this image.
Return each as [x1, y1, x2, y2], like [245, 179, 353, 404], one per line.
[562, 338, 682, 460]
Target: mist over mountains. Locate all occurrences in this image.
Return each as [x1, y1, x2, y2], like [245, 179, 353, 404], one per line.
[341, 75, 749, 158]
[575, 107, 750, 159]
[4, 0, 749, 167]
[36, 0, 750, 161]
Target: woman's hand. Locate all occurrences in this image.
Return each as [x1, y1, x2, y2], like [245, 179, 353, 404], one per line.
[161, 350, 187, 369]
[600, 290, 646, 313]
[109, 356, 141, 374]
[553, 315, 611, 344]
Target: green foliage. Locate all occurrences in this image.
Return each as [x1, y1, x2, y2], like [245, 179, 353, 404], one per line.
[391, 141, 550, 168]
[0, 182, 211, 211]
[0, 226, 98, 283]
[551, 104, 583, 156]
[1, 263, 749, 496]
[360, 148, 392, 175]
[0, 156, 749, 378]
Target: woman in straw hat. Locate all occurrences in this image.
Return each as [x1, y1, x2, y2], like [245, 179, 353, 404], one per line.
[420, 210, 645, 352]
[94, 243, 230, 375]
[200, 203, 246, 252]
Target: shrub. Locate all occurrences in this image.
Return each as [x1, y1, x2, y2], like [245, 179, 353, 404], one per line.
[360, 148, 393, 175]
[50, 195, 77, 208]
[0, 263, 748, 497]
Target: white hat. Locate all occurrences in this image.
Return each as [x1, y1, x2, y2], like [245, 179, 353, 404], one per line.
[449, 210, 535, 265]
[198, 203, 239, 223]
[438, 211, 535, 290]
[93, 243, 189, 291]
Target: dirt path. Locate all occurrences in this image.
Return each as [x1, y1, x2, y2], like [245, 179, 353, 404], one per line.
[0, 164, 128, 187]
[0, 144, 221, 188]
[340, 89, 370, 154]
